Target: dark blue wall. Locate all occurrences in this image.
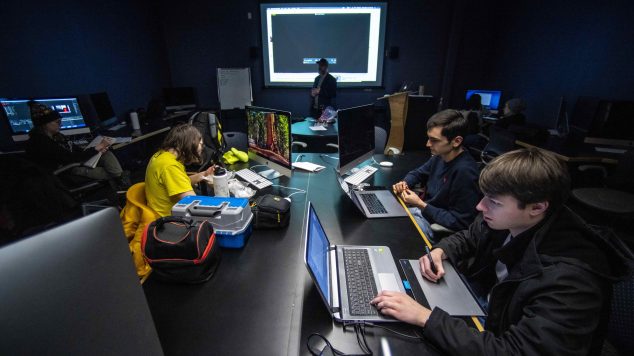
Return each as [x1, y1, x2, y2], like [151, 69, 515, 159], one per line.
[479, 0, 634, 127]
[0, 0, 170, 145]
[158, 0, 455, 116]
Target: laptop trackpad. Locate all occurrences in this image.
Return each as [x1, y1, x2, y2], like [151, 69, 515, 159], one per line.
[378, 273, 400, 292]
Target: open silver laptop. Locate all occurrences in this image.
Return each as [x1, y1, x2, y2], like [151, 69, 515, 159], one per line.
[303, 202, 405, 322]
[336, 170, 407, 218]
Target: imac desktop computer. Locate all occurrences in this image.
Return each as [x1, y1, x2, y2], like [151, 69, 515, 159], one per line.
[245, 106, 292, 179]
[466, 89, 502, 111]
[2, 97, 90, 142]
[337, 104, 376, 175]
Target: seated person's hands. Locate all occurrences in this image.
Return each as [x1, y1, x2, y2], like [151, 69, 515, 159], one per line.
[190, 166, 215, 185]
[370, 291, 432, 327]
[400, 189, 425, 208]
[94, 138, 112, 153]
[392, 181, 409, 194]
[419, 248, 446, 282]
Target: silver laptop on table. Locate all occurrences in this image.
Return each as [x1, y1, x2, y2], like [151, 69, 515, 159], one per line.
[303, 202, 405, 322]
[335, 170, 407, 218]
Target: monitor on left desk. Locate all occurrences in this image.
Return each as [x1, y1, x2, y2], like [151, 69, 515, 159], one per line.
[1, 97, 90, 142]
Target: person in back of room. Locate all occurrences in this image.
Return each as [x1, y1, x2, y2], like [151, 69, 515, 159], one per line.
[25, 100, 130, 190]
[310, 58, 337, 118]
[496, 98, 526, 129]
[144, 124, 214, 217]
[463, 93, 488, 149]
[373, 148, 633, 355]
[392, 110, 481, 242]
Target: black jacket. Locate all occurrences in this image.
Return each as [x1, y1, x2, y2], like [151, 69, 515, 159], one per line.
[403, 151, 481, 231]
[495, 113, 525, 129]
[25, 129, 95, 172]
[425, 207, 633, 356]
[312, 73, 337, 109]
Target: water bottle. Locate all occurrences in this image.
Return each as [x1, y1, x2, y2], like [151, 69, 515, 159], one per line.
[213, 167, 230, 197]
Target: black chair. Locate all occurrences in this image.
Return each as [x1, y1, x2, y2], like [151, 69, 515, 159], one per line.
[572, 150, 634, 217]
[481, 126, 517, 164]
[223, 131, 248, 152]
[375, 126, 387, 154]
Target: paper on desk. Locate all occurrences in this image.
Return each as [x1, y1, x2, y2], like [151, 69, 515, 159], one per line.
[308, 125, 327, 131]
[292, 161, 325, 172]
[83, 152, 103, 169]
[85, 135, 132, 149]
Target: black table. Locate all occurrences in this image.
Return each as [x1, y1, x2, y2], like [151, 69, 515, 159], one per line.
[292, 120, 338, 153]
[143, 151, 451, 355]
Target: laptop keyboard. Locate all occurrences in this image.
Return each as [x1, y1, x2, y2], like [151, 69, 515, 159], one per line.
[360, 194, 388, 215]
[343, 248, 378, 316]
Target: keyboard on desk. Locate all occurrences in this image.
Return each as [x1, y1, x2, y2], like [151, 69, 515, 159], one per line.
[343, 248, 378, 316]
[235, 169, 273, 190]
[344, 165, 378, 186]
[360, 193, 388, 214]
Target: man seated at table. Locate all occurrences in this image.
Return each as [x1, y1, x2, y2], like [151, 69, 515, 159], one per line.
[373, 148, 633, 355]
[392, 109, 480, 241]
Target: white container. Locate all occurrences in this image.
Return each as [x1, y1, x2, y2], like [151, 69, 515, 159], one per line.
[213, 169, 230, 197]
[129, 111, 141, 130]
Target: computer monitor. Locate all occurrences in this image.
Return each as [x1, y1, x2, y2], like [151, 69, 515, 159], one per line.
[466, 89, 502, 111]
[163, 87, 197, 111]
[90, 92, 118, 127]
[0, 208, 163, 354]
[1, 97, 90, 141]
[1, 99, 33, 142]
[337, 104, 375, 175]
[245, 106, 292, 178]
[585, 100, 634, 148]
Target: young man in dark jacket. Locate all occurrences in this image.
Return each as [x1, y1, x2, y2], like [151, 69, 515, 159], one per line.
[392, 109, 481, 241]
[373, 148, 633, 355]
[310, 58, 337, 118]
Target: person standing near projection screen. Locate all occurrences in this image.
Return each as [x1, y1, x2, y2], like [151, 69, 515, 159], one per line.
[310, 58, 337, 118]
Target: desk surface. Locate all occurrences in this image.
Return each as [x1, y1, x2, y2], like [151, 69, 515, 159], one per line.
[143, 152, 448, 355]
[515, 135, 619, 164]
[292, 119, 338, 138]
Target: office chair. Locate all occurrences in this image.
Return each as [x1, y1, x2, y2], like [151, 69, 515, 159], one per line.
[223, 132, 248, 152]
[53, 163, 105, 197]
[375, 126, 387, 154]
[481, 126, 517, 164]
[571, 150, 634, 217]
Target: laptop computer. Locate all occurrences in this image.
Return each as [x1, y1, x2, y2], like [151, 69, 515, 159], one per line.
[0, 208, 163, 354]
[335, 170, 407, 218]
[303, 202, 405, 322]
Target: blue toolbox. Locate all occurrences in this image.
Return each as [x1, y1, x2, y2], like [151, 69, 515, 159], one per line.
[171, 196, 253, 248]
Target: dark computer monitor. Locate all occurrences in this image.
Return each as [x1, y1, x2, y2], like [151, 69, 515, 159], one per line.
[245, 106, 292, 178]
[585, 100, 634, 147]
[337, 104, 375, 175]
[0, 208, 163, 354]
[466, 89, 502, 111]
[90, 92, 118, 127]
[163, 87, 197, 111]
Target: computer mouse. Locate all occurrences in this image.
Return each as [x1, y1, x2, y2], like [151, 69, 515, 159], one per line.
[379, 161, 393, 167]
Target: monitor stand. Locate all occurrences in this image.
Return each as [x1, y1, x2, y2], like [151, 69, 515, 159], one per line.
[251, 165, 282, 179]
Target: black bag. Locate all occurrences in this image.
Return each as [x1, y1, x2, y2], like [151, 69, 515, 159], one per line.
[142, 216, 221, 283]
[189, 110, 226, 167]
[250, 194, 291, 229]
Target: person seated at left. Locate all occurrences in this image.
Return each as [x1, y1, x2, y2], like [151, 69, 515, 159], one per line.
[144, 124, 214, 217]
[495, 98, 526, 129]
[25, 100, 130, 190]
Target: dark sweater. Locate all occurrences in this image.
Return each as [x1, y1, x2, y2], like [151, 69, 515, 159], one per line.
[312, 73, 337, 108]
[25, 129, 95, 172]
[403, 151, 480, 231]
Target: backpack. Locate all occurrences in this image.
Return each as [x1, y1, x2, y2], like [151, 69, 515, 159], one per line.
[189, 111, 226, 167]
[141, 216, 221, 283]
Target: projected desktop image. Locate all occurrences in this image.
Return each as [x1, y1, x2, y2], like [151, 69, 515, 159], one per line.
[246, 106, 292, 178]
[260, 2, 387, 87]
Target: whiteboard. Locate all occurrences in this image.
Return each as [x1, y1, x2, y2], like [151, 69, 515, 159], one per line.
[217, 68, 253, 110]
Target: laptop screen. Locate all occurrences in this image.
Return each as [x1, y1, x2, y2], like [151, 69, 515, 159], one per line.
[305, 203, 331, 306]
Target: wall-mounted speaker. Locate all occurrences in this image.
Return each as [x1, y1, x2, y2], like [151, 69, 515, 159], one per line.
[387, 46, 399, 59]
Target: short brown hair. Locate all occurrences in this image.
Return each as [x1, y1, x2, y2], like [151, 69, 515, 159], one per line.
[479, 148, 570, 209]
[426, 109, 468, 143]
[160, 124, 202, 165]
